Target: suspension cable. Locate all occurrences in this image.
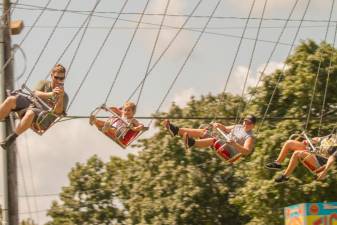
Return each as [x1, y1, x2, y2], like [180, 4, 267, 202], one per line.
[66, 0, 130, 112]
[127, 0, 204, 101]
[135, 0, 171, 106]
[305, 0, 335, 132]
[240, 0, 301, 122]
[43, 0, 102, 80]
[101, 0, 153, 105]
[62, 0, 102, 80]
[257, 0, 312, 134]
[235, 0, 269, 125]
[148, 0, 223, 127]
[17, 0, 53, 46]
[22, 0, 73, 85]
[318, 2, 337, 135]
[10, 2, 337, 24]
[223, 0, 256, 93]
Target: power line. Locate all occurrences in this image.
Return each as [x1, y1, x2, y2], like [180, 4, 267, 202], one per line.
[8, 3, 337, 23]
[12, 24, 337, 30]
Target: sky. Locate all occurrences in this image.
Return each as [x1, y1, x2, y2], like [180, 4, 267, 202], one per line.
[0, 0, 336, 224]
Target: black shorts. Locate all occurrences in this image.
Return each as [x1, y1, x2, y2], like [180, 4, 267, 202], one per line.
[12, 94, 45, 119]
[316, 155, 328, 166]
[13, 95, 32, 112]
[328, 146, 337, 160]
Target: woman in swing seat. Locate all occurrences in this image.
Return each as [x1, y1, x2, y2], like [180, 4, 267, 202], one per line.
[163, 115, 256, 162]
[274, 145, 337, 183]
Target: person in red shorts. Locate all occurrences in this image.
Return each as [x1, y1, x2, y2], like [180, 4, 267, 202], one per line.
[163, 115, 256, 162]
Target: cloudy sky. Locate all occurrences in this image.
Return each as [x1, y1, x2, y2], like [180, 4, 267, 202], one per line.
[0, 0, 336, 223]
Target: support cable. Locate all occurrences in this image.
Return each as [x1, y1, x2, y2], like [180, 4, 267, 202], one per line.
[10, 2, 337, 24]
[257, 0, 312, 134]
[100, 0, 153, 105]
[66, 0, 131, 111]
[306, 0, 335, 133]
[148, 0, 223, 127]
[319, 22, 337, 134]
[234, 0, 268, 125]
[223, 0, 256, 93]
[60, 0, 102, 79]
[22, 0, 73, 85]
[18, 0, 53, 46]
[127, 0, 204, 101]
[135, 0, 171, 106]
[240, 0, 301, 121]
[43, 0, 102, 80]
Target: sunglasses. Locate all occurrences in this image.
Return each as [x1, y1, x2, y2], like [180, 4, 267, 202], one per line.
[53, 76, 65, 81]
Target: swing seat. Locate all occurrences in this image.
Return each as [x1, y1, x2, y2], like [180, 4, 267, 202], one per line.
[212, 139, 242, 163]
[31, 111, 61, 135]
[8, 85, 62, 136]
[301, 154, 327, 174]
[90, 105, 148, 149]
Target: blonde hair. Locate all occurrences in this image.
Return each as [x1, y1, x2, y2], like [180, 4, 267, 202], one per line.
[52, 64, 66, 74]
[123, 101, 137, 113]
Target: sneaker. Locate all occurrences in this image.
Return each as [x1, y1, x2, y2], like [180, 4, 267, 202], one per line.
[163, 119, 179, 137]
[89, 115, 96, 126]
[265, 162, 282, 170]
[183, 133, 195, 150]
[275, 174, 289, 183]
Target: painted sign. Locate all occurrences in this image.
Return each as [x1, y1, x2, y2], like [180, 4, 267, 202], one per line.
[285, 202, 337, 225]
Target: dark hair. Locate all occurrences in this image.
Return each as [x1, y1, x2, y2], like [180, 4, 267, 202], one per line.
[244, 114, 257, 124]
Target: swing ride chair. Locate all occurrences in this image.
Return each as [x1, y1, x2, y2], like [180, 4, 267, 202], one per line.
[8, 84, 63, 135]
[288, 132, 336, 175]
[212, 127, 242, 164]
[90, 105, 148, 149]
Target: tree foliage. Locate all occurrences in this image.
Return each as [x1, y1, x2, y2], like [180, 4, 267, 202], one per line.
[47, 40, 337, 225]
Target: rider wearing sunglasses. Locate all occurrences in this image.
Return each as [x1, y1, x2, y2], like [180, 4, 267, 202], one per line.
[0, 64, 69, 149]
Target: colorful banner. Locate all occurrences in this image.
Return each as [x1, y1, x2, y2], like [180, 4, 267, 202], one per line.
[285, 202, 337, 225]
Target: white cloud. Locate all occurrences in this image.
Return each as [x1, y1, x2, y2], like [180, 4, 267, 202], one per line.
[256, 61, 285, 76]
[172, 88, 197, 107]
[225, 65, 257, 95]
[139, 0, 192, 59]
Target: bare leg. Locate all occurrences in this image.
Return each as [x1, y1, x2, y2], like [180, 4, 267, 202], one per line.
[193, 138, 214, 148]
[15, 109, 35, 135]
[94, 119, 105, 130]
[283, 151, 311, 176]
[105, 128, 117, 138]
[178, 128, 206, 138]
[0, 96, 16, 120]
[162, 119, 205, 138]
[275, 140, 306, 164]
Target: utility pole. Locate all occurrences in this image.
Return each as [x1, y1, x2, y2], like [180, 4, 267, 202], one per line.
[1, 0, 23, 224]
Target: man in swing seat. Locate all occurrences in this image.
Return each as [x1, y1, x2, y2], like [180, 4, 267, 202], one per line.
[163, 115, 256, 162]
[0, 64, 69, 149]
[269, 136, 337, 183]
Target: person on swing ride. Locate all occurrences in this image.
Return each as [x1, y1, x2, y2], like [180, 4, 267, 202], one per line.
[267, 136, 337, 183]
[265, 137, 321, 170]
[89, 101, 144, 138]
[163, 115, 256, 160]
[0, 64, 69, 149]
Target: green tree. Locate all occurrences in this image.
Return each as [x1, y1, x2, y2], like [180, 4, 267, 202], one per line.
[231, 40, 337, 225]
[46, 155, 125, 225]
[20, 218, 38, 225]
[47, 40, 337, 225]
